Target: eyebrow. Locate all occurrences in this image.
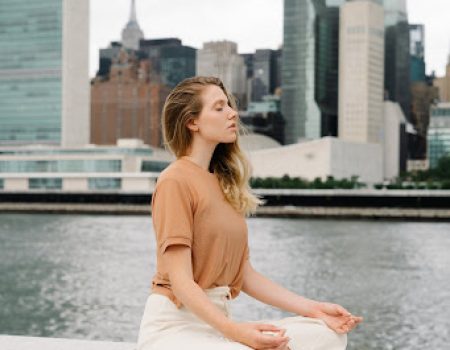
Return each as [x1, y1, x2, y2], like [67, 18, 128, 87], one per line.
[212, 99, 227, 106]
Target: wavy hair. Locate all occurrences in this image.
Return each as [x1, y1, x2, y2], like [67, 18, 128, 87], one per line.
[161, 76, 263, 216]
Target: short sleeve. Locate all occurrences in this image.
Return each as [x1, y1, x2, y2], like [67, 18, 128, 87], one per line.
[151, 178, 194, 254]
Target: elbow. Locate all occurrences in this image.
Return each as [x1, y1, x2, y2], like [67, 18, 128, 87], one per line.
[163, 244, 195, 298]
[169, 270, 194, 296]
[241, 262, 257, 293]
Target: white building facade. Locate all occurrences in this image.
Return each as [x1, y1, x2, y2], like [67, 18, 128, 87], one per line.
[338, 0, 385, 144]
[196, 40, 247, 105]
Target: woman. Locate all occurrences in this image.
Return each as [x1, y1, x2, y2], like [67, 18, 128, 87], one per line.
[137, 76, 362, 350]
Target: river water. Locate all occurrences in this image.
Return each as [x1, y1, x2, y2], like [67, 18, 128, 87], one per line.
[0, 214, 449, 349]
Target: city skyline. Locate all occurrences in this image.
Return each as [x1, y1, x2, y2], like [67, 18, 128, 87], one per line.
[90, 0, 450, 78]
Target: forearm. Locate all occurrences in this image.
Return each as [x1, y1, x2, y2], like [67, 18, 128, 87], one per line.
[171, 275, 235, 336]
[242, 268, 320, 318]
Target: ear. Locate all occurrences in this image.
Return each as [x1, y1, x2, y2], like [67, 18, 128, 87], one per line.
[186, 118, 199, 132]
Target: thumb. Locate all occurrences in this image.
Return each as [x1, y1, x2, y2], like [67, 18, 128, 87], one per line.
[334, 304, 350, 316]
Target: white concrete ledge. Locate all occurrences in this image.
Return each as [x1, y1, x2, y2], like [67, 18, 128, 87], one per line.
[0, 335, 135, 350]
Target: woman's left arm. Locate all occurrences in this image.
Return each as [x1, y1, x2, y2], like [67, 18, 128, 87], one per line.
[241, 260, 362, 333]
[241, 259, 319, 317]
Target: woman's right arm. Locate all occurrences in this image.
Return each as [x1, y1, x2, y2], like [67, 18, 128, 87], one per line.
[164, 245, 291, 350]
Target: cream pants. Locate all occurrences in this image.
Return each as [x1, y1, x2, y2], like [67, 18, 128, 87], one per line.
[136, 286, 347, 350]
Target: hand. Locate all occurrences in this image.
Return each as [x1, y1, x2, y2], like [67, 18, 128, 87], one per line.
[224, 322, 291, 349]
[311, 302, 363, 334]
[261, 329, 291, 350]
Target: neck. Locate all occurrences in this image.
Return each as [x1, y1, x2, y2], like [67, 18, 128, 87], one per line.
[182, 137, 218, 171]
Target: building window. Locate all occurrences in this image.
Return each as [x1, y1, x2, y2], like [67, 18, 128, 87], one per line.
[141, 160, 170, 172]
[0, 178, 3, 190]
[29, 178, 62, 190]
[88, 178, 121, 190]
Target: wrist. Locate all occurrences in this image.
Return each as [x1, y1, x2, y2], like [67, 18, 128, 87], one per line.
[220, 319, 237, 339]
[302, 299, 322, 319]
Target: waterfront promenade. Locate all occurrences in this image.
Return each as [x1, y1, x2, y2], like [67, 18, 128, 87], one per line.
[1, 189, 450, 219]
[0, 335, 135, 350]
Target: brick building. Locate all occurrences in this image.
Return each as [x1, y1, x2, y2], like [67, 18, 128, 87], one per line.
[91, 50, 170, 148]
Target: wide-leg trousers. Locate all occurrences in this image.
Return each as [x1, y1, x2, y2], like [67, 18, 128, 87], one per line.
[136, 286, 347, 350]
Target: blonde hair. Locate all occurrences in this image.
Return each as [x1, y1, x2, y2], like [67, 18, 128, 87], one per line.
[161, 76, 263, 216]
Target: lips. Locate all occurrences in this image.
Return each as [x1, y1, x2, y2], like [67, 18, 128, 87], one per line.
[228, 123, 236, 129]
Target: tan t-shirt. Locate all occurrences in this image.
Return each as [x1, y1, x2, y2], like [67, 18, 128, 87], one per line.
[150, 157, 250, 308]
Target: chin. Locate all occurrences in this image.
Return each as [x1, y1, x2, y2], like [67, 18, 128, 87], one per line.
[222, 135, 237, 143]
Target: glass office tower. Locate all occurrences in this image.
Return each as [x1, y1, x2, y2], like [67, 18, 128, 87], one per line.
[282, 0, 344, 144]
[314, 0, 344, 137]
[409, 24, 426, 82]
[0, 0, 89, 147]
[0, 0, 62, 144]
[383, 0, 411, 122]
[282, 0, 321, 144]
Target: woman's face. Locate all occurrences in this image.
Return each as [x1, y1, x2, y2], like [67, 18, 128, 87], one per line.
[191, 84, 238, 144]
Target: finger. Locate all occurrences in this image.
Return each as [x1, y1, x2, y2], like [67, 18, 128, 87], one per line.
[353, 315, 363, 323]
[258, 324, 283, 332]
[336, 305, 351, 316]
[260, 334, 290, 348]
[274, 337, 291, 350]
[275, 338, 290, 350]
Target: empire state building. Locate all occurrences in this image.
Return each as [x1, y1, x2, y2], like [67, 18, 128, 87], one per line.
[122, 0, 144, 50]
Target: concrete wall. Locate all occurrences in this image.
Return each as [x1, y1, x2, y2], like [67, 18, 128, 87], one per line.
[62, 0, 90, 147]
[249, 137, 383, 183]
[4, 178, 28, 191]
[248, 138, 331, 179]
[329, 138, 382, 183]
[63, 178, 88, 191]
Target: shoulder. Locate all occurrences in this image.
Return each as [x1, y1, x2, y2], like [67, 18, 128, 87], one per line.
[154, 160, 197, 202]
[157, 160, 192, 187]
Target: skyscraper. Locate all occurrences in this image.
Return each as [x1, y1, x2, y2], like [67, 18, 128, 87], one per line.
[338, 0, 385, 144]
[434, 54, 450, 103]
[0, 0, 90, 147]
[409, 24, 438, 160]
[383, 0, 411, 122]
[140, 39, 196, 88]
[409, 24, 425, 82]
[281, 0, 344, 144]
[196, 41, 247, 108]
[249, 49, 280, 102]
[91, 50, 170, 148]
[122, 0, 144, 50]
[314, 0, 344, 137]
[282, 0, 321, 143]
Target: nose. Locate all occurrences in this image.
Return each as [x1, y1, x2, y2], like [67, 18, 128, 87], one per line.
[228, 108, 238, 120]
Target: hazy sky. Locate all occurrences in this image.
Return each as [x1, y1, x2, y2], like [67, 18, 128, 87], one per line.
[89, 0, 450, 78]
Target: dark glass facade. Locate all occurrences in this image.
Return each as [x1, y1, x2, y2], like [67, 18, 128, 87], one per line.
[314, 3, 341, 137]
[139, 38, 195, 88]
[159, 45, 196, 88]
[383, 0, 411, 122]
[251, 49, 279, 102]
[97, 38, 196, 88]
[409, 24, 426, 82]
[97, 42, 122, 77]
[0, 0, 63, 145]
[282, 0, 343, 144]
[240, 98, 285, 144]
